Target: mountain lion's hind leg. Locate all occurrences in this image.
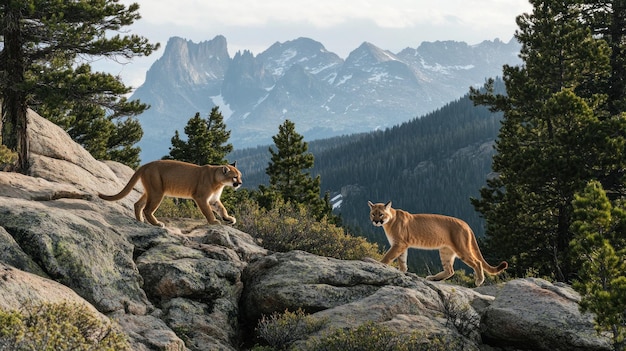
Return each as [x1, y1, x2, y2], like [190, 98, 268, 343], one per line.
[459, 254, 485, 287]
[134, 193, 147, 222]
[427, 247, 456, 281]
[143, 193, 165, 227]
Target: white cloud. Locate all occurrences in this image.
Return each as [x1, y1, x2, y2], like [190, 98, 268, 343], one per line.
[123, 0, 531, 30]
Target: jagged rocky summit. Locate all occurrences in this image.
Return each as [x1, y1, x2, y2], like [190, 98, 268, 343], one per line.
[0, 109, 611, 350]
[131, 35, 522, 161]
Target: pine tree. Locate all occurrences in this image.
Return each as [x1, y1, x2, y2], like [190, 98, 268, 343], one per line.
[262, 119, 331, 219]
[470, 0, 626, 281]
[205, 106, 233, 162]
[583, 1, 626, 117]
[33, 64, 148, 168]
[570, 181, 626, 351]
[165, 107, 233, 165]
[0, 0, 159, 171]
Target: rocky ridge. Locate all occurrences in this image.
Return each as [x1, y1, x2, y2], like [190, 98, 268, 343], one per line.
[0, 110, 611, 350]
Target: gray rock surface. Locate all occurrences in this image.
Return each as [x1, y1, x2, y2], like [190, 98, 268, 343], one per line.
[0, 196, 150, 314]
[480, 278, 610, 351]
[0, 262, 99, 313]
[0, 109, 612, 351]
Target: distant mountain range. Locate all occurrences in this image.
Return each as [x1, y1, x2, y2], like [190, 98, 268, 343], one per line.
[131, 35, 521, 161]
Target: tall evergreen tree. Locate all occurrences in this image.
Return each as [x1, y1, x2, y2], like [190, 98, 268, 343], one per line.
[582, 1, 626, 197]
[582, 1, 626, 117]
[0, 0, 159, 171]
[570, 181, 626, 351]
[262, 119, 331, 219]
[470, 0, 626, 281]
[165, 107, 233, 165]
[32, 63, 148, 168]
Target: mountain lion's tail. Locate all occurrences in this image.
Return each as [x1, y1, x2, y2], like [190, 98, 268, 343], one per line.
[471, 229, 508, 275]
[484, 260, 508, 274]
[98, 167, 144, 201]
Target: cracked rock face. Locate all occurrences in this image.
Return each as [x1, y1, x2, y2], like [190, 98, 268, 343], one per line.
[480, 278, 610, 351]
[0, 109, 613, 351]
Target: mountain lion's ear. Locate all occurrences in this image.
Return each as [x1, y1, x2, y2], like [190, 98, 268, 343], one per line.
[222, 166, 229, 174]
[368, 201, 374, 209]
[384, 201, 392, 209]
[231, 161, 237, 168]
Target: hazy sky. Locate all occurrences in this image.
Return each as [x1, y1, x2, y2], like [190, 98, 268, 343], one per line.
[99, 0, 533, 89]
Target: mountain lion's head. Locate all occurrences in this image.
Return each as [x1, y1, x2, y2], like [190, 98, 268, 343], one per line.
[368, 201, 393, 227]
[221, 162, 243, 189]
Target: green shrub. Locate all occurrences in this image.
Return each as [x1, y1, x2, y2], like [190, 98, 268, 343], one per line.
[254, 315, 464, 351]
[522, 266, 555, 282]
[305, 322, 458, 351]
[154, 198, 204, 219]
[0, 144, 18, 167]
[0, 301, 131, 351]
[254, 308, 328, 351]
[154, 188, 244, 221]
[234, 198, 382, 261]
[153, 193, 382, 261]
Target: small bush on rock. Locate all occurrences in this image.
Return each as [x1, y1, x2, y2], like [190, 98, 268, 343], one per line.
[255, 308, 328, 350]
[0, 301, 130, 351]
[155, 198, 204, 219]
[234, 198, 382, 261]
[0, 144, 18, 169]
[305, 322, 459, 351]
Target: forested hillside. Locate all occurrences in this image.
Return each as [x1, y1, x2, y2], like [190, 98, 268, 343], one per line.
[230, 87, 504, 272]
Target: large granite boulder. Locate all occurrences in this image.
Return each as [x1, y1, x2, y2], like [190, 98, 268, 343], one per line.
[480, 278, 611, 351]
[242, 251, 611, 350]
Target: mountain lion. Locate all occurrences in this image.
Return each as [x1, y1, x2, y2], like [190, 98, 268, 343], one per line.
[368, 201, 507, 286]
[99, 160, 242, 227]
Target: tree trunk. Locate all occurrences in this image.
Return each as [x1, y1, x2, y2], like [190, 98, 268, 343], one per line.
[1, 1, 29, 173]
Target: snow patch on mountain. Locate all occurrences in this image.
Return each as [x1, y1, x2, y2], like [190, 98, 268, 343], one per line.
[210, 94, 233, 120]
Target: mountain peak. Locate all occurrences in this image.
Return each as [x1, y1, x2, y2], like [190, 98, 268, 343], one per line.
[132, 35, 521, 160]
[266, 37, 327, 52]
[256, 37, 342, 79]
[345, 42, 398, 67]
